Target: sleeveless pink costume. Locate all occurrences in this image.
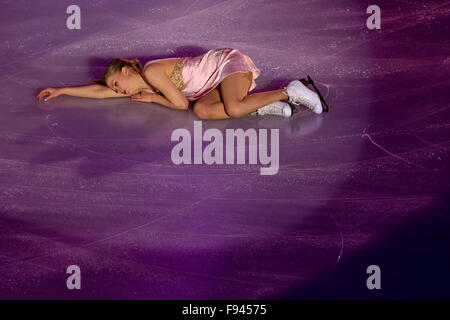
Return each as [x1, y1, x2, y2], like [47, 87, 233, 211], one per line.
[143, 48, 261, 101]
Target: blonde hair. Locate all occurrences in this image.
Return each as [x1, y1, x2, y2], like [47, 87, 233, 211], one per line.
[95, 58, 142, 86]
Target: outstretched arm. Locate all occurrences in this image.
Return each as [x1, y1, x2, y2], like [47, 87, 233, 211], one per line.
[37, 84, 132, 101]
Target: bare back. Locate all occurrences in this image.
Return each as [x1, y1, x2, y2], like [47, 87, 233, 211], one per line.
[144, 58, 185, 77]
[143, 57, 190, 93]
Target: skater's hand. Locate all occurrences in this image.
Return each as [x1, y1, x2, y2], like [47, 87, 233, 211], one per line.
[131, 91, 157, 103]
[37, 88, 62, 101]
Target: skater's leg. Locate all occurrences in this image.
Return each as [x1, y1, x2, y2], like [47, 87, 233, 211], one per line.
[193, 86, 231, 120]
[220, 72, 289, 118]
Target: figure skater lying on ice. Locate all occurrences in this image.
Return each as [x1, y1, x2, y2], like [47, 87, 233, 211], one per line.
[37, 48, 329, 120]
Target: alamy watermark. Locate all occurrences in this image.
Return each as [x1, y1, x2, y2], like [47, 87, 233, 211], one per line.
[170, 121, 279, 175]
[366, 264, 381, 290]
[66, 265, 81, 290]
[366, 5, 381, 30]
[66, 5, 81, 30]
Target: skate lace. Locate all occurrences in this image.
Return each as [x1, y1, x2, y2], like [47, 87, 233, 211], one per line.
[289, 93, 318, 111]
[257, 104, 283, 115]
[287, 82, 320, 111]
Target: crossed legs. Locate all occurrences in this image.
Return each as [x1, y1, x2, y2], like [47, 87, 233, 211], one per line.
[193, 72, 288, 120]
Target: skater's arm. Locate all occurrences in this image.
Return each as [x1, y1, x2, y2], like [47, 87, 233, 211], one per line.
[131, 91, 188, 110]
[143, 65, 189, 110]
[37, 84, 132, 101]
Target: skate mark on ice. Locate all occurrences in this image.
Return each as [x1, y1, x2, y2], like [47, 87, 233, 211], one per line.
[361, 128, 431, 171]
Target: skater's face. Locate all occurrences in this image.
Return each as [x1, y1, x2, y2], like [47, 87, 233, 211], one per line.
[107, 67, 141, 95]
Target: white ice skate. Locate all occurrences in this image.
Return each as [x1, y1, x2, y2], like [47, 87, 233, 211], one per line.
[283, 76, 329, 114]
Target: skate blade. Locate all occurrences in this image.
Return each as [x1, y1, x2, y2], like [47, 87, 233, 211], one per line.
[299, 76, 330, 112]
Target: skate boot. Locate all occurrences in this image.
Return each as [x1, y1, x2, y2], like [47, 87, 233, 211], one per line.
[282, 76, 329, 114]
[250, 101, 293, 118]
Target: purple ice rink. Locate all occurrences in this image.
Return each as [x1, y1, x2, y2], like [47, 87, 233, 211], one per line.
[0, 0, 449, 299]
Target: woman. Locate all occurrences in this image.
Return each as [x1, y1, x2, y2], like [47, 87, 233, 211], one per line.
[37, 48, 328, 120]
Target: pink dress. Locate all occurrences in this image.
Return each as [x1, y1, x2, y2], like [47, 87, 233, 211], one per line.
[143, 48, 261, 101]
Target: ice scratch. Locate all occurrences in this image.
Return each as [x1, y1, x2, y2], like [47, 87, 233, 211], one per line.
[361, 128, 431, 171]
